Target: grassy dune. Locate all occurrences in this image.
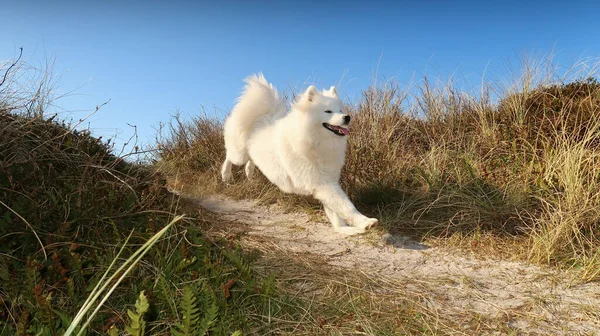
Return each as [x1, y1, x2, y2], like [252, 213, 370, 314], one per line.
[3, 52, 600, 335]
[0, 59, 322, 335]
[1, 51, 478, 336]
[157, 56, 600, 282]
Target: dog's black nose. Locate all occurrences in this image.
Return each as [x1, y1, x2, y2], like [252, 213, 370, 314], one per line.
[343, 115, 351, 124]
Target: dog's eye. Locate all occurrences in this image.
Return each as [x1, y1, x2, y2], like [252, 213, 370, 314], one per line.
[324, 110, 332, 113]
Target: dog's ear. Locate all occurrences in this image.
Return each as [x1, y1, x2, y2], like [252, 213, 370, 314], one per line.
[304, 85, 318, 102]
[322, 86, 338, 98]
[328, 86, 338, 97]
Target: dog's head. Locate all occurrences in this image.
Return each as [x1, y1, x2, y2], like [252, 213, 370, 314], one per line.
[293, 85, 351, 137]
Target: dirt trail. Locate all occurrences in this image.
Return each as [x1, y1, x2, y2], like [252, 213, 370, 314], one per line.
[199, 196, 600, 335]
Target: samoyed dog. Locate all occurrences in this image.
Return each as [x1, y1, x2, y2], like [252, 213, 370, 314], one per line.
[221, 74, 378, 235]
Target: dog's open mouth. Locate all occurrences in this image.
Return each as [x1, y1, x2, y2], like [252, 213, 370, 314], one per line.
[322, 123, 349, 136]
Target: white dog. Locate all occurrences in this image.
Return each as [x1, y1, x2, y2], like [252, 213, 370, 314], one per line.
[221, 74, 378, 235]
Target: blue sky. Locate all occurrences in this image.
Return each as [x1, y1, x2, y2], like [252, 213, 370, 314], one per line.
[2, 0, 599, 151]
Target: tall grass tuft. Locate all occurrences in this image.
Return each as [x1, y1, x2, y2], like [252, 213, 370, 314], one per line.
[157, 55, 600, 281]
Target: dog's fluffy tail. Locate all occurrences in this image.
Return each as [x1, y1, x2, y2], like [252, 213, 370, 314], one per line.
[223, 73, 279, 166]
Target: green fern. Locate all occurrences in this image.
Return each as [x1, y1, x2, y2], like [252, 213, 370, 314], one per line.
[196, 298, 218, 336]
[222, 249, 251, 279]
[178, 256, 197, 272]
[156, 273, 177, 314]
[107, 326, 119, 336]
[171, 286, 200, 336]
[125, 290, 149, 336]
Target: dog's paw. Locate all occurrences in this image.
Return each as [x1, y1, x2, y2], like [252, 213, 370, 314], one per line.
[334, 225, 366, 236]
[355, 217, 378, 230]
[221, 170, 232, 183]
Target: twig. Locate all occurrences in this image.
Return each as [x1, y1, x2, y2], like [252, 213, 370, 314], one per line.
[120, 148, 159, 159]
[117, 123, 139, 158]
[0, 47, 23, 88]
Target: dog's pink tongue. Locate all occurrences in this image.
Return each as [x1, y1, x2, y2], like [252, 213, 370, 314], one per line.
[340, 127, 349, 135]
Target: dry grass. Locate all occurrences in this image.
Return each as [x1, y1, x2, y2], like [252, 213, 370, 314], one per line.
[157, 55, 600, 282]
[156, 111, 320, 211]
[201, 215, 526, 335]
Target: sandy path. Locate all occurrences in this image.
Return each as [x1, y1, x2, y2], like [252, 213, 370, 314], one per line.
[198, 196, 600, 335]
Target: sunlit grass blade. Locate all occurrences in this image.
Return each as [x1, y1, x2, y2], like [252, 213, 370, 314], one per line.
[64, 215, 184, 336]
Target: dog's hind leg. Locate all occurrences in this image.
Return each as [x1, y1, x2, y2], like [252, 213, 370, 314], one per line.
[245, 160, 255, 180]
[324, 206, 364, 235]
[221, 159, 233, 182]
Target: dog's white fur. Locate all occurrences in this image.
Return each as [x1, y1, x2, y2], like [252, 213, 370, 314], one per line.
[221, 74, 378, 235]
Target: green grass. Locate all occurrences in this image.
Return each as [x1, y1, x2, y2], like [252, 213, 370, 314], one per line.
[0, 110, 309, 335]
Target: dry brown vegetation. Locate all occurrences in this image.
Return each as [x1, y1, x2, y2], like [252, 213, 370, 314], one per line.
[157, 57, 600, 283]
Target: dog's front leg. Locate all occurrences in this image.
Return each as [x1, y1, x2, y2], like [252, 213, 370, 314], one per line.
[314, 184, 378, 231]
